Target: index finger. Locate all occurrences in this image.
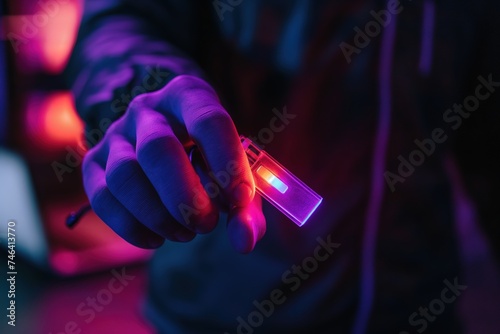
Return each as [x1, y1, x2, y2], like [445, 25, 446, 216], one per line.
[164, 75, 255, 207]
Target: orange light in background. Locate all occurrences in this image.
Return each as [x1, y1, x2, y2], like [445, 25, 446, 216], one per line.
[39, 1, 81, 73]
[43, 91, 84, 144]
[25, 91, 85, 151]
[3, 0, 82, 74]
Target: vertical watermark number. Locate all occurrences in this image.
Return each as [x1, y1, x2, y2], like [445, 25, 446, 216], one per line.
[6, 220, 17, 327]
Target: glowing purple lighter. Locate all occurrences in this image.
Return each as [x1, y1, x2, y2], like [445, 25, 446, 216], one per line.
[241, 136, 322, 226]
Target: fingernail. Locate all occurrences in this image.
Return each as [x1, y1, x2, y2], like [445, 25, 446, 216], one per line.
[232, 183, 253, 207]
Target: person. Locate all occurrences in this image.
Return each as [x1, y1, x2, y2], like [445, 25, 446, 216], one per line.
[66, 0, 500, 333]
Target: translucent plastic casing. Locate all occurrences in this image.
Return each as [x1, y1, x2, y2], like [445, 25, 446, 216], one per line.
[241, 136, 323, 226]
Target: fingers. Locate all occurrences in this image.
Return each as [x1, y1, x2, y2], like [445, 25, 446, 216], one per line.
[133, 107, 219, 233]
[105, 135, 196, 242]
[82, 147, 165, 249]
[162, 75, 255, 208]
[192, 147, 267, 253]
[227, 195, 267, 254]
[82, 75, 267, 252]
[190, 147, 228, 210]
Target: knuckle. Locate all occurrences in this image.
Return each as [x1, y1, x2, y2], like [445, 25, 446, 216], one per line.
[126, 97, 149, 124]
[105, 157, 139, 192]
[127, 93, 149, 111]
[190, 109, 232, 140]
[137, 132, 178, 164]
[167, 74, 214, 93]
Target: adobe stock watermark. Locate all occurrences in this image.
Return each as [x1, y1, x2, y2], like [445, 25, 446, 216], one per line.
[5, 220, 17, 327]
[399, 277, 467, 334]
[6, 0, 70, 53]
[225, 235, 341, 334]
[384, 74, 500, 192]
[247, 106, 296, 149]
[48, 267, 135, 334]
[51, 66, 171, 183]
[213, 0, 245, 21]
[340, 0, 404, 64]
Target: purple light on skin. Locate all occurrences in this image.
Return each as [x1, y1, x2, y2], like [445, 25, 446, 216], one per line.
[241, 136, 322, 227]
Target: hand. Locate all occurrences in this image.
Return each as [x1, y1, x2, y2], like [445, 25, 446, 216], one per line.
[82, 75, 266, 252]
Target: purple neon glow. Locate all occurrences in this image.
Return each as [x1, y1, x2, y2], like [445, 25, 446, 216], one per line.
[419, 0, 436, 76]
[352, 1, 398, 333]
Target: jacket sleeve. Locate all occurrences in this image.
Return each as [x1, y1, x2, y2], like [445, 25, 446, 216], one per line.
[65, 0, 208, 144]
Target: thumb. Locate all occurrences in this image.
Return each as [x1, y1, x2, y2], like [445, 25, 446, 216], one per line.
[227, 195, 266, 253]
[191, 147, 266, 253]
